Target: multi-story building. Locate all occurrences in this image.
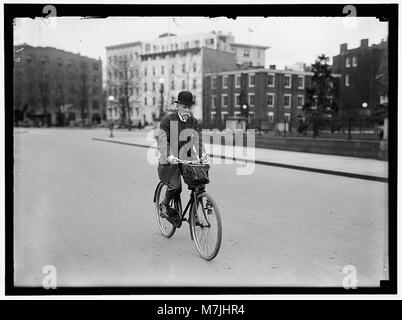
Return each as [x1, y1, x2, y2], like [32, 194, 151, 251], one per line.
[13, 43, 103, 126]
[332, 38, 388, 118]
[105, 31, 269, 126]
[230, 43, 269, 68]
[203, 66, 313, 131]
[105, 41, 143, 125]
[139, 32, 239, 124]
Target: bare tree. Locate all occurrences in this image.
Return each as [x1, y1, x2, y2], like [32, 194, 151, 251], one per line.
[107, 54, 140, 130]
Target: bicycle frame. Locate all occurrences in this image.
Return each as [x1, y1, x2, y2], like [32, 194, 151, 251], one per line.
[175, 185, 205, 241]
[153, 180, 204, 241]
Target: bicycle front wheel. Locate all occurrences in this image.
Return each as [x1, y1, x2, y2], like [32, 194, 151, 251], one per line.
[155, 183, 176, 238]
[191, 192, 222, 260]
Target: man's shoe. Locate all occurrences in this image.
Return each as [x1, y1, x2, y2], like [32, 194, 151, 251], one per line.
[160, 202, 182, 228]
[159, 202, 170, 218]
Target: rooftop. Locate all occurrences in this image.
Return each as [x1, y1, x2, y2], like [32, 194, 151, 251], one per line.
[105, 41, 142, 50]
[231, 42, 270, 50]
[14, 43, 101, 61]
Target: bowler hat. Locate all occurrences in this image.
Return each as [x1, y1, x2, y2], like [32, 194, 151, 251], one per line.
[175, 91, 194, 106]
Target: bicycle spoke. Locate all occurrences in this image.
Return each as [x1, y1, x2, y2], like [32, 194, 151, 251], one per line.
[192, 195, 221, 258]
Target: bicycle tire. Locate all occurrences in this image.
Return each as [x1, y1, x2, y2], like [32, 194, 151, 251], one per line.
[191, 192, 222, 260]
[155, 183, 176, 238]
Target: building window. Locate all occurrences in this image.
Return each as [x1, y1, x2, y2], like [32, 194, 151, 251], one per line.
[221, 111, 228, 123]
[243, 51, 250, 58]
[144, 97, 147, 106]
[93, 86, 99, 95]
[249, 74, 255, 87]
[152, 67, 155, 75]
[297, 95, 304, 109]
[153, 97, 156, 106]
[267, 73, 275, 87]
[235, 93, 240, 107]
[93, 63, 99, 71]
[92, 100, 99, 109]
[352, 56, 358, 67]
[161, 66, 164, 75]
[234, 111, 241, 117]
[267, 94, 274, 107]
[268, 111, 274, 123]
[182, 63, 186, 73]
[152, 82, 156, 91]
[345, 74, 350, 86]
[171, 65, 175, 74]
[193, 62, 197, 72]
[211, 77, 217, 89]
[144, 82, 147, 91]
[171, 80, 175, 90]
[211, 95, 216, 109]
[222, 76, 228, 89]
[284, 113, 291, 122]
[211, 111, 217, 121]
[193, 95, 196, 105]
[144, 67, 147, 76]
[284, 75, 291, 88]
[346, 56, 351, 68]
[194, 40, 200, 48]
[284, 94, 292, 108]
[235, 74, 241, 88]
[221, 94, 228, 107]
[182, 80, 185, 89]
[171, 96, 175, 105]
[192, 79, 196, 89]
[297, 76, 304, 89]
[248, 93, 255, 107]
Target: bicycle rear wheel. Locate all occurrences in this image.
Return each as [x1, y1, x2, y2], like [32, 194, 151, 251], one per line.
[155, 183, 176, 238]
[191, 192, 222, 260]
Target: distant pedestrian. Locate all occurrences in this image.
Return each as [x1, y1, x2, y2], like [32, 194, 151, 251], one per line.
[109, 121, 114, 138]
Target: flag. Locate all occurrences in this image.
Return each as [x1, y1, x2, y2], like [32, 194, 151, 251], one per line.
[248, 28, 254, 33]
[172, 17, 179, 27]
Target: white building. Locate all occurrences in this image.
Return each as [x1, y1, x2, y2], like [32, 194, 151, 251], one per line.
[105, 41, 143, 124]
[106, 31, 270, 126]
[140, 32, 238, 124]
[230, 43, 269, 68]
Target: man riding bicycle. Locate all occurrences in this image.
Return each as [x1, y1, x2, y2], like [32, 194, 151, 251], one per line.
[155, 91, 208, 219]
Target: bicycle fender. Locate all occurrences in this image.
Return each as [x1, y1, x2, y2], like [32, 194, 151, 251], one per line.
[153, 181, 164, 203]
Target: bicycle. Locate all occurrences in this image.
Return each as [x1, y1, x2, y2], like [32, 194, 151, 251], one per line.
[153, 159, 222, 261]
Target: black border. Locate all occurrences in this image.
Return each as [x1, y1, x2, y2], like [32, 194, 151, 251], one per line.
[5, 3, 398, 296]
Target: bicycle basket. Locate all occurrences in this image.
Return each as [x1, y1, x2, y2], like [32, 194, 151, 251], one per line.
[181, 164, 210, 186]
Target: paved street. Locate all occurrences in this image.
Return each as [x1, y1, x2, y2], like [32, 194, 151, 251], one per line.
[14, 128, 388, 287]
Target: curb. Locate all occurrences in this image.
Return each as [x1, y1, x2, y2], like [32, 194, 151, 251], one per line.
[92, 137, 388, 183]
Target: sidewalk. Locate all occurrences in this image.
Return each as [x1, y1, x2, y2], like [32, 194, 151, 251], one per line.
[92, 129, 388, 182]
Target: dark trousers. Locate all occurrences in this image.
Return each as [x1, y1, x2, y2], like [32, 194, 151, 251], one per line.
[158, 164, 182, 204]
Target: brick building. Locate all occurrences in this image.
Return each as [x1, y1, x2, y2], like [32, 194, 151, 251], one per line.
[14, 43, 103, 126]
[203, 67, 313, 131]
[332, 38, 388, 118]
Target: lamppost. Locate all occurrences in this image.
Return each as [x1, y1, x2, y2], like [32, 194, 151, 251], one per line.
[242, 104, 249, 130]
[107, 95, 115, 137]
[362, 102, 368, 134]
[159, 77, 165, 119]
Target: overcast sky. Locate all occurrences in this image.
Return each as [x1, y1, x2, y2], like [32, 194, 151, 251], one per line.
[14, 16, 388, 70]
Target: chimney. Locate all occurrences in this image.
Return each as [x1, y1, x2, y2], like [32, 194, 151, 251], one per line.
[361, 39, 369, 48]
[269, 64, 276, 70]
[340, 43, 348, 54]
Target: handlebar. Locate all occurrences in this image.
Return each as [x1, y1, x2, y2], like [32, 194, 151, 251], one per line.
[176, 159, 204, 165]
